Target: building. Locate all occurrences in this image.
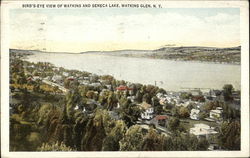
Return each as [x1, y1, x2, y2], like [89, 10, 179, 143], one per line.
[210, 107, 223, 120]
[52, 75, 63, 83]
[116, 85, 133, 91]
[62, 72, 69, 77]
[190, 123, 218, 139]
[190, 109, 200, 120]
[139, 102, 154, 120]
[153, 115, 168, 127]
[67, 76, 75, 81]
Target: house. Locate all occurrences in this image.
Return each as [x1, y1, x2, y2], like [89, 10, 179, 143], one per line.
[106, 84, 112, 90]
[209, 107, 223, 120]
[139, 102, 154, 120]
[83, 77, 89, 80]
[67, 76, 75, 81]
[190, 109, 200, 120]
[116, 85, 133, 91]
[153, 115, 168, 127]
[156, 93, 164, 99]
[52, 75, 63, 83]
[116, 85, 133, 95]
[190, 123, 218, 139]
[79, 80, 90, 85]
[90, 82, 101, 87]
[159, 98, 168, 105]
[62, 72, 69, 77]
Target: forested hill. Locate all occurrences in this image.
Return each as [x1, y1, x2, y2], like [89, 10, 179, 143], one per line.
[153, 46, 240, 64]
[93, 46, 240, 64]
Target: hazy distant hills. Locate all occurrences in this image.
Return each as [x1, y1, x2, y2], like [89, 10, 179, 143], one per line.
[10, 46, 241, 64]
[94, 46, 241, 64]
[151, 46, 241, 64]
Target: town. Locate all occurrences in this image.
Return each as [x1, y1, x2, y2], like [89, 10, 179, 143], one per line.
[9, 50, 241, 151]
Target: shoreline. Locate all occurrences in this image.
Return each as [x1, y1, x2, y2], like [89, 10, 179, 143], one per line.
[10, 48, 241, 66]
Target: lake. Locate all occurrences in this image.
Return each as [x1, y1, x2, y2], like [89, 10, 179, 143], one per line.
[25, 52, 241, 91]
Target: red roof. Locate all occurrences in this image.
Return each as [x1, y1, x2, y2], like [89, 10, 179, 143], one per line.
[155, 115, 168, 120]
[116, 85, 133, 91]
[67, 78, 74, 81]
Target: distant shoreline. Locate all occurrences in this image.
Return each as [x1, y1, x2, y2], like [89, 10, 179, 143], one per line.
[10, 46, 241, 66]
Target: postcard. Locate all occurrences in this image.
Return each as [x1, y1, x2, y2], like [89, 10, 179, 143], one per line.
[1, 0, 249, 157]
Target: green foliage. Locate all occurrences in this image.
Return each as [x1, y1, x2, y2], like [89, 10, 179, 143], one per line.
[171, 106, 180, 117]
[180, 92, 192, 100]
[119, 125, 144, 151]
[203, 101, 220, 111]
[81, 109, 107, 151]
[198, 111, 209, 120]
[167, 117, 180, 131]
[221, 102, 240, 120]
[218, 120, 240, 150]
[179, 107, 190, 118]
[65, 89, 81, 119]
[119, 102, 141, 128]
[102, 120, 127, 151]
[141, 128, 164, 151]
[223, 84, 234, 101]
[165, 133, 209, 151]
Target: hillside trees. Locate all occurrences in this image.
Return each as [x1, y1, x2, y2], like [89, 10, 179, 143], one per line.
[218, 120, 240, 150]
[119, 125, 144, 151]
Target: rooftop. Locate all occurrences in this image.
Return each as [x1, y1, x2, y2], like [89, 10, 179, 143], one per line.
[190, 123, 218, 136]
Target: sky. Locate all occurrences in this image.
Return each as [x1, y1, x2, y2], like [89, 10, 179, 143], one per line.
[10, 8, 240, 53]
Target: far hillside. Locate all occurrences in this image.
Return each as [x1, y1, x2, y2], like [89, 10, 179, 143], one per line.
[95, 46, 241, 64]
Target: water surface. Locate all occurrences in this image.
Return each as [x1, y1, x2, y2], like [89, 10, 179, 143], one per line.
[26, 52, 241, 91]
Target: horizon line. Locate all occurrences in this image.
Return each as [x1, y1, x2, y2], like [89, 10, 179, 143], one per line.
[9, 45, 241, 54]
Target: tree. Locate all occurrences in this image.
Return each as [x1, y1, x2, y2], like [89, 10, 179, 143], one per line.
[218, 120, 240, 150]
[107, 92, 118, 111]
[171, 106, 180, 117]
[33, 84, 41, 93]
[223, 84, 234, 101]
[119, 125, 144, 151]
[141, 128, 164, 151]
[81, 110, 107, 151]
[135, 91, 143, 103]
[167, 132, 209, 151]
[179, 107, 190, 118]
[119, 101, 141, 127]
[53, 86, 59, 94]
[167, 117, 180, 131]
[142, 93, 151, 103]
[64, 79, 70, 89]
[102, 120, 127, 151]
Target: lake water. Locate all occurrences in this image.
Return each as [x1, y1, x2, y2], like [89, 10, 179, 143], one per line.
[26, 52, 241, 91]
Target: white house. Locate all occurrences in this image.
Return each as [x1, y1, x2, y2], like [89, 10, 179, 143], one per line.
[210, 107, 223, 120]
[190, 109, 200, 120]
[62, 72, 69, 77]
[190, 123, 218, 139]
[52, 75, 63, 83]
[139, 102, 154, 120]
